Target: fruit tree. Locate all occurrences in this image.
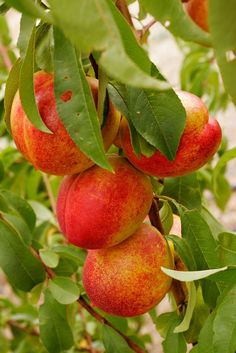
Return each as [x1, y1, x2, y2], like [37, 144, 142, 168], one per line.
[0, 0, 236, 352]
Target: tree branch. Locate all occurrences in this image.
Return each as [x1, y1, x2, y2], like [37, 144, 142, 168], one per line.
[78, 297, 146, 353]
[115, 0, 134, 28]
[148, 198, 165, 235]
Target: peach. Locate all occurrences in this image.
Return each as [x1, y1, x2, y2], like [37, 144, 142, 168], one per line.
[83, 223, 173, 317]
[185, 0, 209, 32]
[170, 214, 181, 236]
[10, 71, 120, 175]
[120, 91, 221, 177]
[56, 156, 153, 249]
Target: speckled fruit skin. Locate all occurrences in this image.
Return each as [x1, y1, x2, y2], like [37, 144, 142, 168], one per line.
[56, 155, 153, 249]
[83, 223, 173, 317]
[186, 0, 209, 32]
[120, 91, 222, 177]
[10, 71, 120, 176]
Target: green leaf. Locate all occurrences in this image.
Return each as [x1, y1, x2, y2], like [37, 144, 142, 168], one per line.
[53, 244, 86, 266]
[160, 201, 173, 235]
[181, 209, 223, 306]
[39, 249, 59, 268]
[4, 0, 52, 23]
[218, 232, 236, 266]
[35, 23, 53, 73]
[200, 206, 225, 240]
[140, 0, 211, 46]
[49, 0, 169, 90]
[163, 174, 202, 210]
[212, 147, 236, 201]
[209, 0, 236, 104]
[125, 86, 186, 160]
[198, 312, 216, 353]
[109, 78, 186, 160]
[167, 235, 197, 271]
[0, 219, 45, 291]
[39, 289, 74, 353]
[174, 282, 197, 333]
[102, 326, 134, 353]
[3, 213, 32, 245]
[3, 58, 22, 132]
[181, 210, 220, 270]
[53, 27, 112, 171]
[161, 267, 227, 282]
[153, 311, 179, 338]
[213, 284, 236, 353]
[0, 189, 36, 231]
[213, 173, 231, 210]
[19, 23, 51, 133]
[17, 14, 35, 56]
[49, 277, 80, 305]
[162, 314, 187, 353]
[28, 200, 56, 226]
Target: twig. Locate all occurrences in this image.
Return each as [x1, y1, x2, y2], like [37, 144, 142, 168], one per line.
[7, 320, 39, 336]
[115, 0, 134, 28]
[78, 297, 146, 353]
[137, 19, 157, 41]
[148, 198, 165, 235]
[0, 42, 12, 71]
[41, 173, 57, 216]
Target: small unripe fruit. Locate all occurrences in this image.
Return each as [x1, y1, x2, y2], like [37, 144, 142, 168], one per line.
[120, 91, 221, 177]
[10, 72, 120, 175]
[83, 223, 173, 317]
[57, 156, 153, 249]
[185, 0, 209, 32]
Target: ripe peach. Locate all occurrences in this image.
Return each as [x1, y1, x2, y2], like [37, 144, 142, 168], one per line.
[10, 71, 120, 175]
[120, 91, 221, 177]
[185, 0, 209, 32]
[83, 223, 173, 317]
[56, 156, 153, 249]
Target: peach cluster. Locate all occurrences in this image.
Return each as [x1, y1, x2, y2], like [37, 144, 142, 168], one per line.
[10, 71, 221, 317]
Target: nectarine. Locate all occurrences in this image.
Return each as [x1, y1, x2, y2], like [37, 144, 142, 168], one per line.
[185, 0, 209, 32]
[56, 156, 153, 249]
[10, 71, 120, 175]
[120, 91, 221, 177]
[83, 223, 173, 317]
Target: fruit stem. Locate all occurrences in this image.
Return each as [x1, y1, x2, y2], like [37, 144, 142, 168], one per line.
[78, 296, 147, 353]
[149, 198, 165, 235]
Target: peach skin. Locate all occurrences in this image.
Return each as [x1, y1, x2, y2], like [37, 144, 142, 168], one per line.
[185, 0, 209, 32]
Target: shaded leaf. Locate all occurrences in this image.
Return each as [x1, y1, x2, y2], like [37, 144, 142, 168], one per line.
[167, 235, 197, 271]
[4, 0, 52, 23]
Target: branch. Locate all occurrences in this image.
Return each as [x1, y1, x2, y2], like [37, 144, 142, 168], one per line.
[78, 297, 146, 353]
[148, 198, 165, 235]
[7, 320, 39, 336]
[115, 0, 134, 28]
